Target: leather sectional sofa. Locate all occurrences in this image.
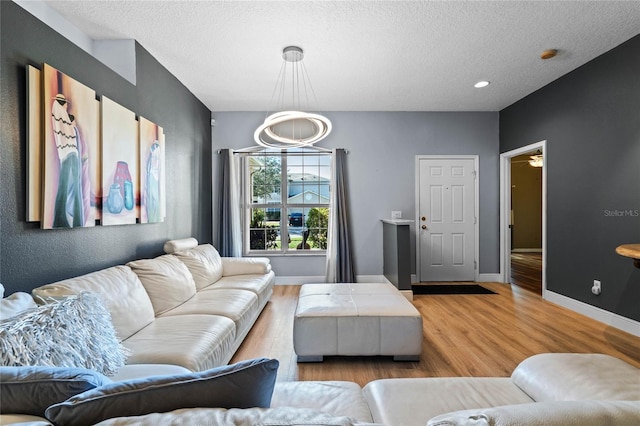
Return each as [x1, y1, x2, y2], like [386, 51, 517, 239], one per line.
[31, 238, 275, 371]
[1, 238, 638, 424]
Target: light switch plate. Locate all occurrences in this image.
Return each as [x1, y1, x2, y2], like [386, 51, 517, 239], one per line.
[391, 211, 402, 219]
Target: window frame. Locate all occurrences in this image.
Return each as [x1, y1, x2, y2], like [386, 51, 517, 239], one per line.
[242, 148, 331, 256]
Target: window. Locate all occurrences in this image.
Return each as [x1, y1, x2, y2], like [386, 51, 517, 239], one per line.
[243, 148, 331, 254]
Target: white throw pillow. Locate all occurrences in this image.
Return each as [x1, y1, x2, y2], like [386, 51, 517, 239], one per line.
[0, 292, 128, 376]
[0, 292, 37, 321]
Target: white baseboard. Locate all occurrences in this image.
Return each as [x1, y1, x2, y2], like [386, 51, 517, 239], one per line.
[544, 290, 640, 337]
[275, 276, 326, 285]
[477, 273, 503, 283]
[275, 274, 387, 285]
[511, 248, 543, 253]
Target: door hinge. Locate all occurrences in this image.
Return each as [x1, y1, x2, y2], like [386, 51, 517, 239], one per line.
[474, 260, 477, 270]
[472, 170, 477, 179]
[474, 216, 477, 224]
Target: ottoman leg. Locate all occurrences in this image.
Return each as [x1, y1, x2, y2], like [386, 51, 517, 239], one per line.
[393, 355, 420, 362]
[297, 355, 324, 363]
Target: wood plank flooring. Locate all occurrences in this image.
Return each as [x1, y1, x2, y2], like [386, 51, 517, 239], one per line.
[511, 252, 542, 294]
[231, 284, 640, 386]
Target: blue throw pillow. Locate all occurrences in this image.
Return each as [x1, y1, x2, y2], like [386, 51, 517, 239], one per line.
[46, 358, 279, 425]
[0, 366, 112, 417]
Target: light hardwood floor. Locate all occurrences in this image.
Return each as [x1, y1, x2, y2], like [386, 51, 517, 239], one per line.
[231, 284, 640, 386]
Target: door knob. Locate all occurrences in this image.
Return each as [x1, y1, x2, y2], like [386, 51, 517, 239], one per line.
[421, 216, 426, 221]
[421, 225, 427, 230]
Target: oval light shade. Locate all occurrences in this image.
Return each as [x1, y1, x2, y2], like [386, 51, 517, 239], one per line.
[254, 111, 332, 149]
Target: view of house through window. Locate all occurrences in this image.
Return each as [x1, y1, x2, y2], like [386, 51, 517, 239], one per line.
[244, 148, 331, 254]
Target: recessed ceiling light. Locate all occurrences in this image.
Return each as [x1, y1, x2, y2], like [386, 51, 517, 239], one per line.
[474, 80, 490, 88]
[541, 49, 558, 60]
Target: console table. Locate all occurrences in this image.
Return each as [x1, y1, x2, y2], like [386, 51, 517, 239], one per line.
[615, 244, 640, 269]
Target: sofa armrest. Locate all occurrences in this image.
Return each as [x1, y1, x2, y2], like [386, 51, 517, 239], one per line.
[427, 400, 640, 426]
[222, 258, 271, 276]
[511, 353, 640, 402]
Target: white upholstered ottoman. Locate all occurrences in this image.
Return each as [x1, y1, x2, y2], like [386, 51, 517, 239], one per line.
[294, 283, 422, 362]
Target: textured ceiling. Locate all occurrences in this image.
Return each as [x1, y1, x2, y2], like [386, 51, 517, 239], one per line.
[44, 1, 640, 112]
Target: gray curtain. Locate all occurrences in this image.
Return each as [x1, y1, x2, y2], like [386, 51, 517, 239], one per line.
[217, 149, 241, 257]
[325, 148, 356, 283]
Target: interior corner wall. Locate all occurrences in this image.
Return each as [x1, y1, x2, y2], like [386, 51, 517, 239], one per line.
[212, 111, 500, 279]
[0, 2, 212, 295]
[500, 35, 640, 321]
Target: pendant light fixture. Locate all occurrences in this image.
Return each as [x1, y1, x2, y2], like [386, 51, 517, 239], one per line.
[254, 46, 332, 149]
[528, 154, 543, 168]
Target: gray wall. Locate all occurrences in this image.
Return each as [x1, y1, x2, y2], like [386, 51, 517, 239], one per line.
[500, 35, 640, 321]
[213, 111, 500, 279]
[0, 2, 212, 295]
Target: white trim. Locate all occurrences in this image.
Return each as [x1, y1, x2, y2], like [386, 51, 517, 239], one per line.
[511, 248, 543, 253]
[15, 0, 93, 53]
[275, 276, 326, 285]
[415, 155, 480, 282]
[545, 291, 640, 337]
[477, 273, 502, 282]
[500, 141, 547, 294]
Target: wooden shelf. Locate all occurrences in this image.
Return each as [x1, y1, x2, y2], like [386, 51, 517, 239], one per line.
[616, 244, 640, 269]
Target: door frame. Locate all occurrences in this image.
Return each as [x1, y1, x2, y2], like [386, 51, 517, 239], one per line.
[415, 155, 479, 282]
[499, 140, 547, 296]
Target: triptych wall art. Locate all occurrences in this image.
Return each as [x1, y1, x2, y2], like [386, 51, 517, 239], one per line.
[27, 64, 166, 229]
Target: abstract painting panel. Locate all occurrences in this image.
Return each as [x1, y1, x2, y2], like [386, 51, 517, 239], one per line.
[101, 96, 138, 226]
[139, 117, 165, 223]
[41, 64, 99, 229]
[27, 66, 42, 222]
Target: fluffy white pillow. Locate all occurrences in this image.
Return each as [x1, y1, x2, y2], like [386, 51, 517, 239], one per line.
[0, 292, 128, 376]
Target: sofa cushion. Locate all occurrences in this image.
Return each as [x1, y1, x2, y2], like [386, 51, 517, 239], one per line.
[123, 314, 236, 371]
[127, 255, 196, 315]
[172, 244, 223, 290]
[511, 353, 640, 402]
[109, 364, 192, 382]
[426, 400, 640, 426]
[272, 381, 374, 423]
[212, 270, 275, 306]
[46, 358, 279, 426]
[0, 366, 111, 417]
[32, 265, 155, 341]
[363, 377, 533, 425]
[0, 291, 37, 321]
[159, 288, 259, 337]
[95, 407, 372, 426]
[0, 292, 128, 376]
[163, 237, 199, 254]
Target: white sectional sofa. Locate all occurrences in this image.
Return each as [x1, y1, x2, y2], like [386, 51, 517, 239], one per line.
[31, 238, 275, 372]
[1, 241, 639, 424]
[2, 353, 638, 425]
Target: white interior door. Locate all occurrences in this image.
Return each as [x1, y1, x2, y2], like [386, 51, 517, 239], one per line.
[417, 157, 477, 281]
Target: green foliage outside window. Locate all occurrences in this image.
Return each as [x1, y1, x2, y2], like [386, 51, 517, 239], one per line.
[306, 207, 329, 249]
[249, 209, 279, 250]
